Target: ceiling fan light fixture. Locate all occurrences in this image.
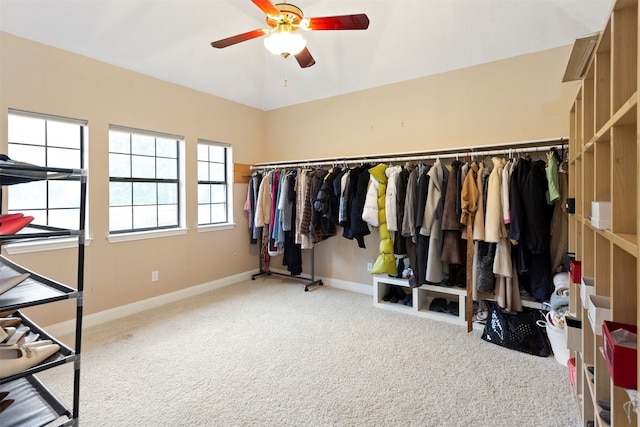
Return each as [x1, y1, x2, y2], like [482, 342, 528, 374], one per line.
[264, 31, 306, 57]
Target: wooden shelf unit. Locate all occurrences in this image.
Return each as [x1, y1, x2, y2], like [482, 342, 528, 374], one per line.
[567, 0, 639, 425]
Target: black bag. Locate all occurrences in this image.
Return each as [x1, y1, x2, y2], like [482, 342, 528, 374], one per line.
[481, 300, 551, 357]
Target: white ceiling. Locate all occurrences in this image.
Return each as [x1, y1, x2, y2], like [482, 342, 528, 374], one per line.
[0, 0, 614, 111]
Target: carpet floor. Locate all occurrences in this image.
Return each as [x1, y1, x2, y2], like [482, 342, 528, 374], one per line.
[39, 278, 579, 426]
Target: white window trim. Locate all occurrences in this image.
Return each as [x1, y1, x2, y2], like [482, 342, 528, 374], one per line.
[107, 227, 188, 244]
[5, 236, 93, 255]
[108, 124, 186, 238]
[197, 139, 234, 228]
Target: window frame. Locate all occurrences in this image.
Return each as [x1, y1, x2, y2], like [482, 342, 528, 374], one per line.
[197, 139, 233, 229]
[5, 109, 89, 254]
[108, 125, 185, 236]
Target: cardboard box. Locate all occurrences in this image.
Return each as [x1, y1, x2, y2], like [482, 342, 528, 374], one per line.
[603, 320, 637, 390]
[581, 276, 595, 308]
[564, 315, 582, 352]
[587, 294, 611, 335]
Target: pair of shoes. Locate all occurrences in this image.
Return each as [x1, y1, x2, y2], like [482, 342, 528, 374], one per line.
[1, 324, 38, 346]
[0, 273, 30, 296]
[0, 213, 34, 235]
[429, 298, 448, 312]
[0, 317, 21, 328]
[0, 340, 60, 379]
[445, 301, 459, 316]
[0, 391, 13, 414]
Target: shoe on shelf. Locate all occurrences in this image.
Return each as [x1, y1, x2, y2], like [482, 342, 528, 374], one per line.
[429, 298, 447, 312]
[0, 215, 34, 235]
[0, 325, 31, 346]
[0, 273, 30, 296]
[445, 301, 459, 316]
[0, 327, 16, 344]
[0, 318, 21, 328]
[0, 398, 14, 414]
[0, 341, 60, 379]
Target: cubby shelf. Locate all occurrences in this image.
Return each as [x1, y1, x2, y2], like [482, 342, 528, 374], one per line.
[566, 0, 639, 424]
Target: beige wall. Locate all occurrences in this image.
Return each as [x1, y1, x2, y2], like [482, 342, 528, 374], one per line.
[1, 31, 579, 325]
[0, 32, 265, 326]
[263, 45, 580, 285]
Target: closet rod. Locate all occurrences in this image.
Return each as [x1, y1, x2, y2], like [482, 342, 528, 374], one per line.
[250, 137, 567, 170]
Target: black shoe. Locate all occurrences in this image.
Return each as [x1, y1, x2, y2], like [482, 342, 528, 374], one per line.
[599, 409, 610, 425]
[429, 298, 447, 312]
[597, 400, 611, 412]
[445, 301, 459, 316]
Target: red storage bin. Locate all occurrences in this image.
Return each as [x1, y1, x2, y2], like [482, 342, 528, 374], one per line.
[570, 260, 581, 284]
[567, 357, 577, 386]
[603, 320, 637, 390]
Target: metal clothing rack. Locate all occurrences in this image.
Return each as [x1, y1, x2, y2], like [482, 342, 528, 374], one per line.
[251, 243, 323, 292]
[250, 137, 567, 171]
[249, 137, 567, 302]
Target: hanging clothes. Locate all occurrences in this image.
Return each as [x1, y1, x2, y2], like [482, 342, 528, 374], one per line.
[393, 164, 412, 256]
[550, 166, 569, 273]
[421, 158, 448, 284]
[349, 165, 372, 248]
[441, 160, 464, 265]
[366, 164, 396, 275]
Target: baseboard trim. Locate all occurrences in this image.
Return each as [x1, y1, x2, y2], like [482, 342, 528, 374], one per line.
[46, 269, 259, 337]
[265, 268, 373, 296]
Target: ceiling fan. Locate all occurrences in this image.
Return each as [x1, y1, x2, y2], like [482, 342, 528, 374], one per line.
[210, 0, 370, 68]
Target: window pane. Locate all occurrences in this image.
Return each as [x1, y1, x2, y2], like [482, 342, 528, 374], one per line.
[211, 204, 227, 223]
[211, 184, 226, 203]
[156, 157, 176, 179]
[110, 182, 132, 206]
[131, 155, 155, 178]
[8, 115, 44, 146]
[197, 144, 208, 161]
[8, 144, 46, 166]
[158, 183, 177, 204]
[8, 181, 46, 209]
[47, 121, 79, 149]
[158, 204, 177, 227]
[109, 131, 130, 154]
[210, 163, 225, 182]
[197, 161, 209, 181]
[110, 206, 132, 231]
[9, 209, 46, 225]
[198, 184, 210, 204]
[109, 153, 131, 178]
[133, 182, 157, 205]
[209, 145, 225, 162]
[133, 205, 157, 229]
[49, 208, 80, 230]
[49, 147, 80, 169]
[131, 134, 155, 156]
[156, 138, 176, 158]
[49, 181, 80, 209]
[198, 204, 210, 225]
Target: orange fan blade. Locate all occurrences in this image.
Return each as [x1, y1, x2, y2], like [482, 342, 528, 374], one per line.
[251, 0, 281, 17]
[295, 47, 316, 68]
[306, 14, 369, 31]
[211, 29, 267, 48]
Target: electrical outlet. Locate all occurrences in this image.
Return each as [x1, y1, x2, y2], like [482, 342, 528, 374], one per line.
[151, 271, 158, 282]
[367, 262, 373, 272]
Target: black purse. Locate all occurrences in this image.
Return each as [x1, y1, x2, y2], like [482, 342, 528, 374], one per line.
[481, 300, 551, 357]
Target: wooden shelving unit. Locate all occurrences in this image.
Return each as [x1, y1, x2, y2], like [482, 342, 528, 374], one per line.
[566, 0, 639, 425]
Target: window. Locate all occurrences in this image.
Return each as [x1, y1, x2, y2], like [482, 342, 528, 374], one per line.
[109, 126, 182, 234]
[197, 140, 232, 226]
[7, 110, 86, 230]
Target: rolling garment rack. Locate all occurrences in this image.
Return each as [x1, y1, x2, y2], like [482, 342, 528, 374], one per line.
[250, 137, 567, 300]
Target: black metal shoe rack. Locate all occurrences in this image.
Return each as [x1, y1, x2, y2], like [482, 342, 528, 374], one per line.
[0, 163, 87, 427]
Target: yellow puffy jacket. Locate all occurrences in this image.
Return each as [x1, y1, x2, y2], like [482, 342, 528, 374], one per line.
[368, 164, 396, 275]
